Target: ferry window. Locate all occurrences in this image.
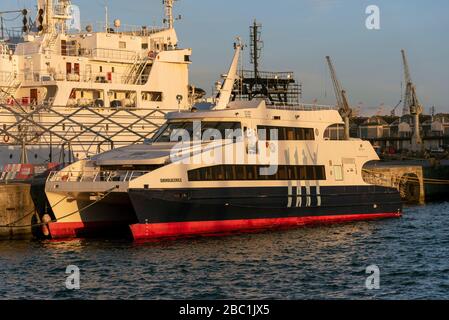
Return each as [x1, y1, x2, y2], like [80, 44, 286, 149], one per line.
[257, 126, 315, 141]
[151, 92, 163, 102]
[298, 166, 307, 180]
[306, 166, 315, 180]
[61, 40, 67, 56]
[304, 128, 314, 140]
[277, 165, 288, 180]
[212, 166, 225, 180]
[235, 165, 246, 180]
[324, 124, 344, 140]
[287, 166, 296, 179]
[99, 66, 103, 72]
[246, 165, 257, 180]
[286, 128, 295, 140]
[142, 43, 148, 49]
[316, 166, 326, 180]
[112, 67, 115, 73]
[188, 165, 326, 181]
[74, 63, 80, 75]
[142, 91, 163, 102]
[225, 165, 235, 180]
[152, 121, 242, 143]
[66, 62, 72, 74]
[119, 41, 126, 49]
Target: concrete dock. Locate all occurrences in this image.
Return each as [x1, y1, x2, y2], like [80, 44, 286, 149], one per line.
[0, 183, 35, 239]
[363, 161, 443, 205]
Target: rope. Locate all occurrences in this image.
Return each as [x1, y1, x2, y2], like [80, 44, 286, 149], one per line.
[1, 194, 69, 227]
[0, 186, 117, 229]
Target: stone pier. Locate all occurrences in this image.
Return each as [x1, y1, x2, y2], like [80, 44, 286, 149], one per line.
[363, 163, 425, 204]
[0, 183, 35, 239]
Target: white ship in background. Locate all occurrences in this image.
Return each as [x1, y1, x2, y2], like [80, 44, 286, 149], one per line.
[0, 0, 202, 165]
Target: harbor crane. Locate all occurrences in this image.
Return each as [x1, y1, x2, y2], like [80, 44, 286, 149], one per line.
[326, 56, 352, 140]
[390, 82, 403, 116]
[401, 49, 423, 151]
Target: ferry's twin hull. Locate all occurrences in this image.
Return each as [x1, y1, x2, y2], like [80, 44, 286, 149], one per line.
[46, 185, 402, 240]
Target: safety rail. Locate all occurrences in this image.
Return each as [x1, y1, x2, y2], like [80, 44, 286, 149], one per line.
[267, 103, 337, 111]
[70, 21, 167, 36]
[240, 70, 295, 80]
[47, 170, 150, 183]
[16, 69, 149, 86]
[0, 71, 15, 83]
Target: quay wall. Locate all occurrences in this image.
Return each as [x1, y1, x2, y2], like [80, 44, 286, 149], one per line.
[0, 183, 34, 239]
[363, 163, 425, 204]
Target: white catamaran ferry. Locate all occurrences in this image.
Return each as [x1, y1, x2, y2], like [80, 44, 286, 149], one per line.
[44, 42, 402, 240]
[0, 0, 200, 165]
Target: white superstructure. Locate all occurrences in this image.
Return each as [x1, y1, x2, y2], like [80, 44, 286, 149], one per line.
[0, 0, 197, 164]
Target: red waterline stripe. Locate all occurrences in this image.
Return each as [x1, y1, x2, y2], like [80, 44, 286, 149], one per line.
[48, 221, 122, 239]
[130, 212, 402, 240]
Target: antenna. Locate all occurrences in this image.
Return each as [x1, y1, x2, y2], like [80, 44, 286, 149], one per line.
[105, 2, 108, 32]
[163, 0, 179, 29]
[249, 19, 263, 80]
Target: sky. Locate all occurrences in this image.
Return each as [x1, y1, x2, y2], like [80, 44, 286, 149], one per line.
[3, 0, 449, 115]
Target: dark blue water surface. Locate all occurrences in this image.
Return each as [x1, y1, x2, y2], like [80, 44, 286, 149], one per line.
[1, 202, 449, 299]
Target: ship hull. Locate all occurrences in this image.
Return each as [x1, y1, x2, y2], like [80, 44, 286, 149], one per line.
[128, 185, 402, 240]
[46, 191, 137, 239]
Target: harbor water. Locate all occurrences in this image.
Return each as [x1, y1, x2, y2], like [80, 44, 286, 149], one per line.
[0, 202, 448, 300]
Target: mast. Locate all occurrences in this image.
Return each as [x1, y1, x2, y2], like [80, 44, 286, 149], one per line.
[164, 0, 175, 29]
[250, 20, 263, 83]
[215, 38, 243, 110]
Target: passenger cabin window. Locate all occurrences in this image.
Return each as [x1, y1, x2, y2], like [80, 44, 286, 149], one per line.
[324, 124, 345, 140]
[257, 126, 315, 141]
[119, 41, 126, 49]
[152, 121, 242, 143]
[142, 91, 163, 102]
[188, 165, 326, 181]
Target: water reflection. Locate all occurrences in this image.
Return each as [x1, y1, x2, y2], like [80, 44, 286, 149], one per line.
[0, 203, 448, 299]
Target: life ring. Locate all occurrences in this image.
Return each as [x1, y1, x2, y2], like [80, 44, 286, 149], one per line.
[148, 51, 156, 59]
[3, 135, 10, 143]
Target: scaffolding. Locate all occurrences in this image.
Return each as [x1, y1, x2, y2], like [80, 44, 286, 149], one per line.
[0, 102, 173, 163]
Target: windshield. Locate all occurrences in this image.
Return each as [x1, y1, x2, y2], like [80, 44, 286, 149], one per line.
[151, 121, 242, 143]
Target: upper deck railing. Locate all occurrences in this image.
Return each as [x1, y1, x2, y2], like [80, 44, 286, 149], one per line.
[17, 68, 149, 86]
[68, 21, 167, 37]
[240, 70, 295, 81]
[268, 103, 337, 111]
[47, 170, 150, 183]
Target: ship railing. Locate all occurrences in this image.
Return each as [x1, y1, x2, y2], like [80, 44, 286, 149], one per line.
[240, 70, 295, 81]
[0, 28, 23, 42]
[84, 48, 138, 61]
[17, 69, 149, 85]
[0, 42, 16, 55]
[47, 170, 151, 183]
[72, 21, 167, 36]
[0, 71, 14, 84]
[268, 103, 337, 111]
